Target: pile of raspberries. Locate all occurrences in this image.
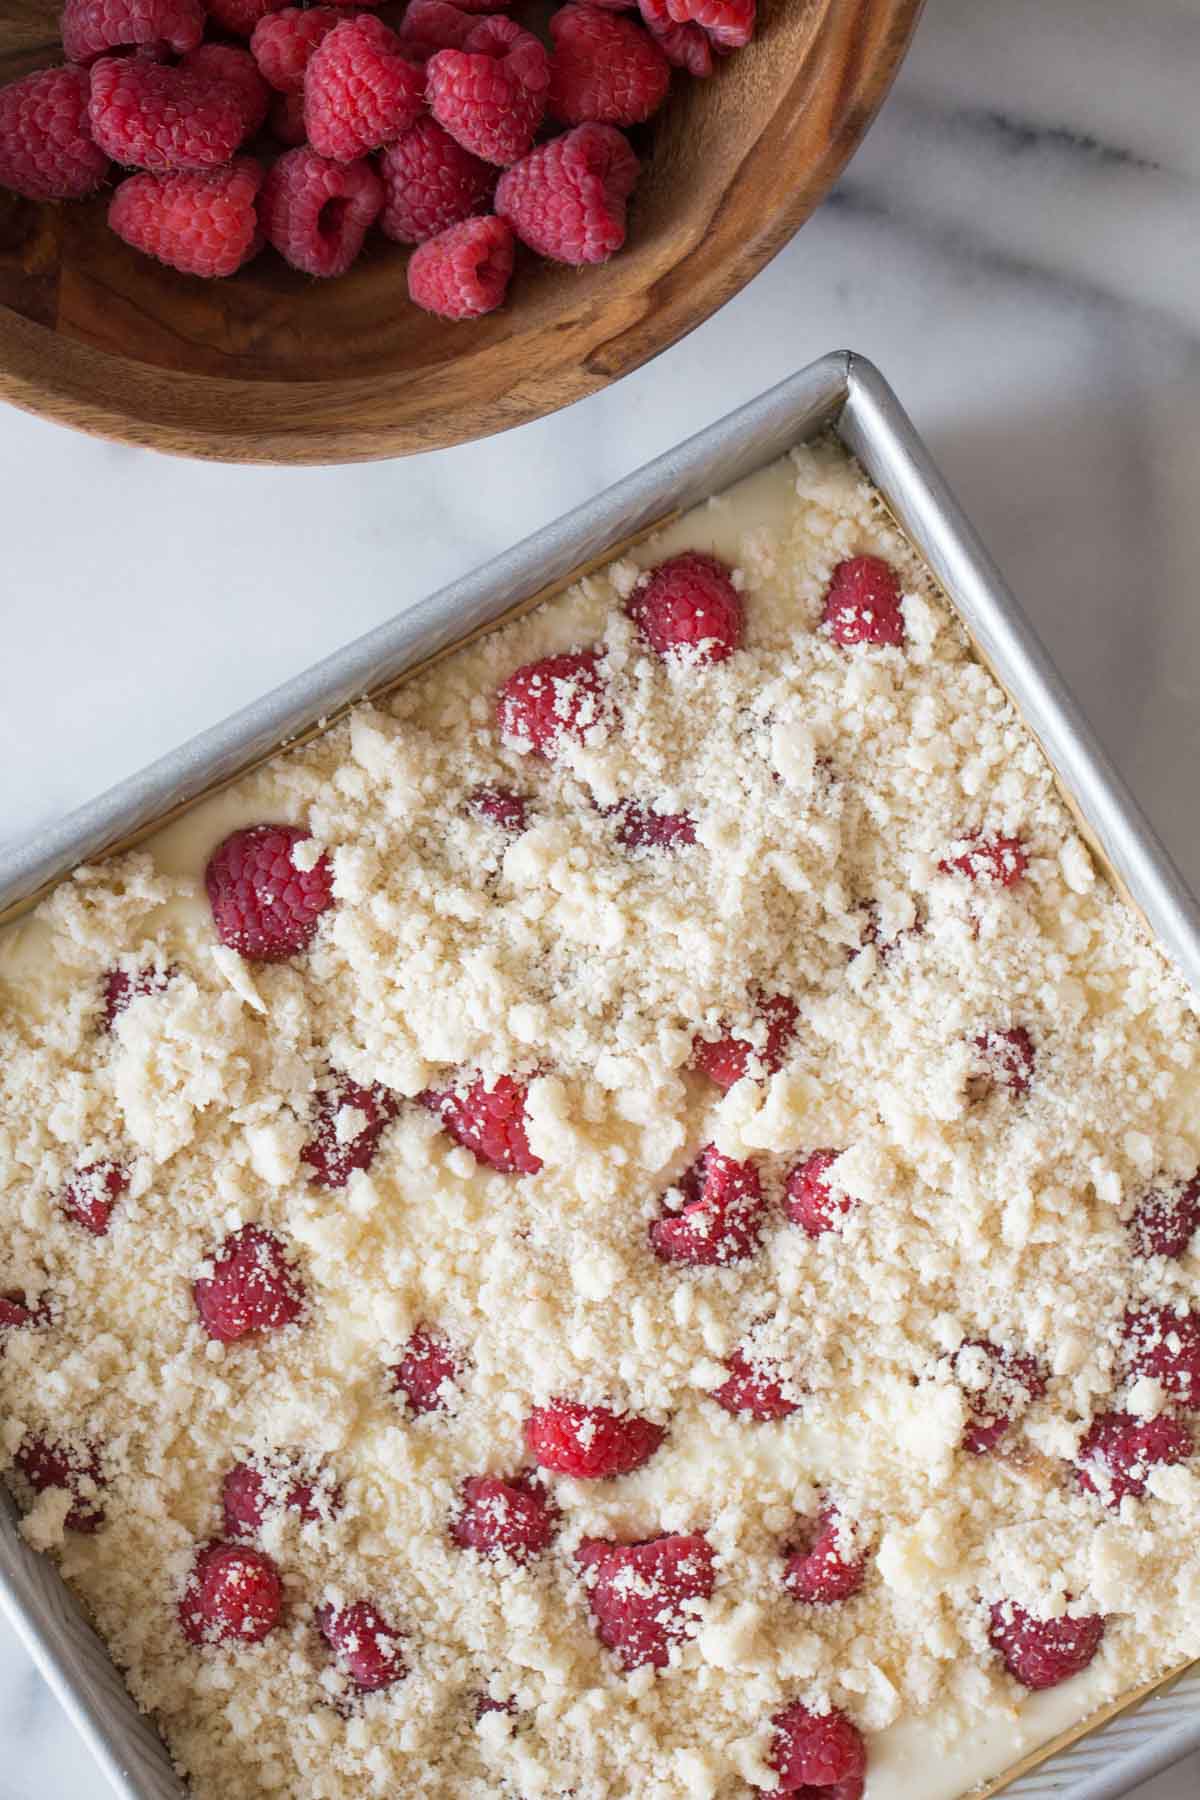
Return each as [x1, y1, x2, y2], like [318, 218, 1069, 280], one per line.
[0, 0, 755, 318]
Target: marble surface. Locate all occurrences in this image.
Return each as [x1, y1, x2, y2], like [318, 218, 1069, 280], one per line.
[1, 0, 1199, 1794]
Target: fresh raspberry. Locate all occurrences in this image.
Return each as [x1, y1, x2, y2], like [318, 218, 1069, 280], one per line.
[260, 145, 383, 276]
[1129, 1175, 1200, 1259]
[318, 1599, 406, 1691]
[939, 835, 1028, 887]
[626, 552, 742, 663]
[205, 824, 334, 960]
[0, 1291, 48, 1331]
[769, 1703, 866, 1799]
[301, 1068, 397, 1189]
[379, 116, 493, 244]
[468, 784, 528, 832]
[711, 1347, 800, 1420]
[650, 1145, 765, 1266]
[1076, 1409, 1194, 1508]
[179, 1541, 283, 1645]
[971, 1026, 1035, 1096]
[661, 0, 754, 48]
[304, 17, 424, 161]
[548, 6, 670, 127]
[450, 1472, 558, 1562]
[109, 158, 264, 274]
[576, 1533, 715, 1669]
[988, 1598, 1105, 1691]
[954, 1339, 1047, 1455]
[821, 555, 906, 649]
[524, 1399, 665, 1477]
[495, 121, 637, 262]
[14, 1436, 106, 1532]
[222, 1457, 341, 1536]
[420, 1071, 542, 1173]
[408, 213, 514, 319]
[785, 1150, 851, 1239]
[692, 991, 797, 1090]
[183, 42, 271, 136]
[89, 54, 256, 172]
[497, 648, 615, 758]
[61, 1159, 129, 1236]
[0, 67, 109, 201]
[251, 6, 339, 91]
[610, 800, 695, 850]
[390, 1325, 462, 1413]
[426, 15, 550, 166]
[193, 1224, 305, 1344]
[783, 1504, 866, 1605]
[269, 89, 305, 143]
[102, 960, 174, 1030]
[204, 0, 292, 37]
[62, 0, 204, 64]
[1122, 1304, 1200, 1408]
[636, 0, 713, 73]
[397, 0, 477, 58]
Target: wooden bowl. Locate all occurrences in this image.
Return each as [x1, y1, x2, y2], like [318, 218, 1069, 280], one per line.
[0, 0, 922, 463]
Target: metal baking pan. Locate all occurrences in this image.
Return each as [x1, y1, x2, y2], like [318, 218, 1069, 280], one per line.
[1, 350, 1198, 1800]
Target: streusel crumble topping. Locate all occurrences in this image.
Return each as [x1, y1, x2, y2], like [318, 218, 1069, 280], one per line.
[0, 441, 1198, 1800]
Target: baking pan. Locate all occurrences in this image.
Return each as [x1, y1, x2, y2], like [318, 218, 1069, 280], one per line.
[1, 350, 1198, 1800]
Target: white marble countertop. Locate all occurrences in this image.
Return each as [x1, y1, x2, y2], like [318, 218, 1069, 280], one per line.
[1, 0, 1199, 1794]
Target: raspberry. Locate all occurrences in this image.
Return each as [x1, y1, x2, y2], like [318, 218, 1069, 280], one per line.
[193, 1224, 305, 1343]
[821, 555, 906, 649]
[450, 1472, 558, 1562]
[0, 67, 109, 202]
[205, 824, 334, 960]
[408, 213, 514, 320]
[576, 1533, 715, 1669]
[14, 1436, 106, 1532]
[109, 158, 264, 275]
[251, 7, 340, 92]
[626, 552, 742, 663]
[269, 89, 305, 143]
[102, 960, 173, 1030]
[390, 1325, 462, 1413]
[475, 1691, 517, 1718]
[782, 1504, 866, 1605]
[692, 991, 797, 1090]
[769, 1703, 866, 1798]
[301, 1068, 397, 1188]
[711, 1347, 800, 1420]
[954, 1339, 1047, 1455]
[524, 1399, 665, 1477]
[260, 145, 383, 277]
[420, 1071, 542, 1173]
[426, 16, 550, 167]
[785, 1150, 851, 1238]
[304, 17, 424, 161]
[988, 1598, 1105, 1691]
[548, 6, 670, 127]
[379, 117, 493, 244]
[611, 800, 695, 850]
[1076, 1409, 1194, 1508]
[495, 122, 637, 263]
[318, 1599, 406, 1691]
[222, 1457, 341, 1536]
[179, 1541, 283, 1645]
[636, 0, 713, 73]
[497, 648, 615, 758]
[939, 835, 1028, 887]
[468, 785, 528, 833]
[184, 42, 270, 136]
[89, 54, 256, 172]
[661, 0, 754, 49]
[971, 1025, 1035, 1096]
[204, 0, 291, 36]
[397, 0, 477, 58]
[649, 1145, 765, 1265]
[62, 0, 204, 64]
[0, 1291, 48, 1331]
[1129, 1175, 1200, 1259]
[1122, 1304, 1200, 1408]
[61, 1159, 129, 1236]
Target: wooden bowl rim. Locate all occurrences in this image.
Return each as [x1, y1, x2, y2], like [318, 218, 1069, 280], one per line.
[0, 0, 923, 464]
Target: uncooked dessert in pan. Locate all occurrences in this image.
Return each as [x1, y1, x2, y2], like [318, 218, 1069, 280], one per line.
[0, 438, 1198, 1800]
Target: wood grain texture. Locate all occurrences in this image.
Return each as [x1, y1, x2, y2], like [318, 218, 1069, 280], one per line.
[0, 0, 923, 463]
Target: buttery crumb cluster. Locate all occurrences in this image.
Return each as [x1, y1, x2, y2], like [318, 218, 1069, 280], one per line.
[1, 442, 1199, 1800]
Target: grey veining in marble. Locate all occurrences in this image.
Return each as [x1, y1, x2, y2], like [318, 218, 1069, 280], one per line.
[0, 0, 1198, 1793]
